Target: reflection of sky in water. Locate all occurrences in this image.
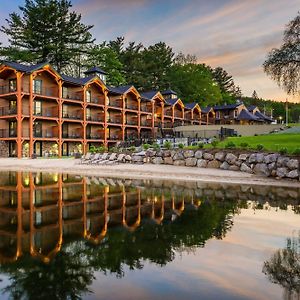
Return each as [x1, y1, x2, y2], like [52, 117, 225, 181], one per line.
[87, 207, 299, 300]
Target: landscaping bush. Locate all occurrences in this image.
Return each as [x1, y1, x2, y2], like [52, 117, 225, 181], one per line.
[178, 143, 184, 149]
[240, 142, 249, 149]
[292, 148, 300, 155]
[211, 140, 219, 148]
[279, 147, 288, 155]
[142, 143, 151, 150]
[163, 141, 172, 150]
[197, 142, 204, 149]
[152, 143, 160, 151]
[89, 145, 96, 154]
[225, 141, 236, 149]
[129, 146, 136, 152]
[256, 144, 264, 151]
[109, 146, 118, 153]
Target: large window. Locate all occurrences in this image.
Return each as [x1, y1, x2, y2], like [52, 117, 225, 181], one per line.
[9, 121, 17, 137]
[34, 101, 42, 115]
[33, 79, 42, 94]
[86, 90, 92, 102]
[62, 86, 68, 99]
[9, 79, 17, 92]
[33, 121, 42, 137]
[86, 108, 91, 120]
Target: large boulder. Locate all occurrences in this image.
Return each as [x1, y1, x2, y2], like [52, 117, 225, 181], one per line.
[240, 163, 252, 173]
[229, 165, 240, 171]
[184, 150, 194, 158]
[268, 162, 276, 171]
[220, 161, 230, 170]
[286, 170, 299, 179]
[248, 153, 257, 163]
[253, 163, 270, 176]
[124, 155, 132, 161]
[197, 159, 207, 168]
[174, 160, 185, 166]
[277, 157, 289, 167]
[256, 153, 265, 163]
[185, 157, 197, 167]
[215, 152, 226, 161]
[276, 167, 288, 178]
[134, 151, 146, 156]
[264, 153, 278, 164]
[132, 155, 144, 163]
[225, 153, 237, 164]
[207, 160, 221, 169]
[239, 153, 249, 161]
[163, 150, 172, 157]
[146, 149, 156, 157]
[286, 159, 299, 170]
[203, 152, 214, 160]
[173, 152, 185, 161]
[164, 157, 174, 165]
[195, 150, 203, 159]
[152, 157, 163, 164]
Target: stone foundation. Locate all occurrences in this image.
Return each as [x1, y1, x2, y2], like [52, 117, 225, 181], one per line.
[124, 149, 300, 181]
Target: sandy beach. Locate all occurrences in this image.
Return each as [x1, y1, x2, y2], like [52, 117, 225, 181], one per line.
[0, 157, 299, 188]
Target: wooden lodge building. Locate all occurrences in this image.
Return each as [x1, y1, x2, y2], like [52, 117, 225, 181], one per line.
[0, 61, 273, 158]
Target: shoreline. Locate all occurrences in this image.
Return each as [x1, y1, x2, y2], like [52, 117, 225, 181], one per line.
[0, 158, 300, 188]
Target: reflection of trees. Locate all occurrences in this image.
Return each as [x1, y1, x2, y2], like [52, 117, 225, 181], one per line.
[1, 243, 94, 300]
[263, 234, 300, 300]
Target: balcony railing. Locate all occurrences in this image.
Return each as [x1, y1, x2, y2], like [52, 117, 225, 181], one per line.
[108, 135, 122, 140]
[0, 107, 17, 116]
[34, 130, 58, 138]
[163, 122, 173, 128]
[87, 98, 105, 105]
[0, 85, 16, 95]
[34, 108, 58, 118]
[87, 134, 105, 140]
[62, 113, 83, 120]
[63, 92, 83, 102]
[164, 111, 173, 117]
[0, 129, 17, 138]
[174, 112, 183, 118]
[126, 119, 138, 126]
[108, 101, 122, 108]
[140, 105, 152, 113]
[62, 132, 83, 139]
[107, 118, 122, 124]
[33, 87, 58, 98]
[125, 104, 138, 110]
[86, 115, 105, 122]
[141, 119, 152, 127]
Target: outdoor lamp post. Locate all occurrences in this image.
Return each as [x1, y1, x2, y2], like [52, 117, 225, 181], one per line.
[279, 116, 282, 124]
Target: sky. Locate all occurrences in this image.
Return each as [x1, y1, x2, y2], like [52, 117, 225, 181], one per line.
[0, 0, 299, 102]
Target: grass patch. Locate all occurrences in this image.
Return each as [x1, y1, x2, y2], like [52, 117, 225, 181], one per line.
[215, 133, 300, 154]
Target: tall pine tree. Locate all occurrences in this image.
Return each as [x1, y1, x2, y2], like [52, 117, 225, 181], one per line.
[0, 0, 95, 72]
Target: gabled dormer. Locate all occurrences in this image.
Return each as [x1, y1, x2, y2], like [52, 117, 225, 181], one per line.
[161, 89, 178, 100]
[84, 67, 107, 84]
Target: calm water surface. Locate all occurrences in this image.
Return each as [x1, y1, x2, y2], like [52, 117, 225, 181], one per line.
[0, 171, 299, 300]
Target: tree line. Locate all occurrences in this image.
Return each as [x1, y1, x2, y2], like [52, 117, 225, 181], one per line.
[0, 0, 299, 120]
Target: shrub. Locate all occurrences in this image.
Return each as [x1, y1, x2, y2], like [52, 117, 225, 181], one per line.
[197, 142, 204, 149]
[279, 147, 288, 155]
[240, 142, 249, 149]
[178, 143, 184, 149]
[292, 148, 300, 155]
[97, 146, 107, 153]
[225, 141, 236, 149]
[89, 145, 96, 154]
[129, 146, 136, 152]
[109, 146, 118, 153]
[163, 141, 172, 150]
[256, 144, 264, 151]
[152, 143, 160, 151]
[211, 140, 219, 148]
[142, 143, 151, 150]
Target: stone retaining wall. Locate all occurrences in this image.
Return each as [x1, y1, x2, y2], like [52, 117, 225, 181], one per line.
[123, 149, 300, 181]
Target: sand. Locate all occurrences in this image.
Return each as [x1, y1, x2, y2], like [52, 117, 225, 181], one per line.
[0, 157, 299, 188]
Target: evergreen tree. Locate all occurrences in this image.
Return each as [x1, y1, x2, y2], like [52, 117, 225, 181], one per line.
[0, 0, 95, 72]
[252, 90, 259, 99]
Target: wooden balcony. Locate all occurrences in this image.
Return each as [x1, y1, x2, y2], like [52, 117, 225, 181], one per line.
[107, 118, 122, 124]
[87, 97, 105, 106]
[34, 108, 58, 118]
[125, 103, 138, 110]
[33, 86, 58, 98]
[62, 91, 83, 102]
[34, 130, 58, 139]
[0, 129, 17, 138]
[86, 133, 105, 140]
[140, 105, 152, 113]
[126, 119, 138, 126]
[62, 112, 83, 121]
[0, 107, 17, 116]
[86, 115, 105, 123]
[141, 119, 152, 127]
[108, 100, 122, 108]
[108, 134, 122, 140]
[62, 132, 83, 139]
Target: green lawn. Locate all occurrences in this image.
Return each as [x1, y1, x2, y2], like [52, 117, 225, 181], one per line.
[214, 133, 300, 154]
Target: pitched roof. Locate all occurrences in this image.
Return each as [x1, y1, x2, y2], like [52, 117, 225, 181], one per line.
[108, 85, 133, 95]
[61, 74, 96, 86]
[140, 91, 158, 101]
[255, 111, 273, 122]
[185, 102, 198, 110]
[166, 98, 180, 106]
[2, 61, 53, 74]
[237, 109, 261, 121]
[84, 66, 107, 75]
[213, 103, 243, 111]
[161, 89, 177, 96]
[247, 105, 258, 112]
[201, 106, 213, 114]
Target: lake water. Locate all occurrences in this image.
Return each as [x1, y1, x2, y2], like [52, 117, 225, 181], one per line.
[0, 171, 299, 300]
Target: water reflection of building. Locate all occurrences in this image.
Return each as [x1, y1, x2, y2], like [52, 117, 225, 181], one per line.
[0, 172, 200, 264]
